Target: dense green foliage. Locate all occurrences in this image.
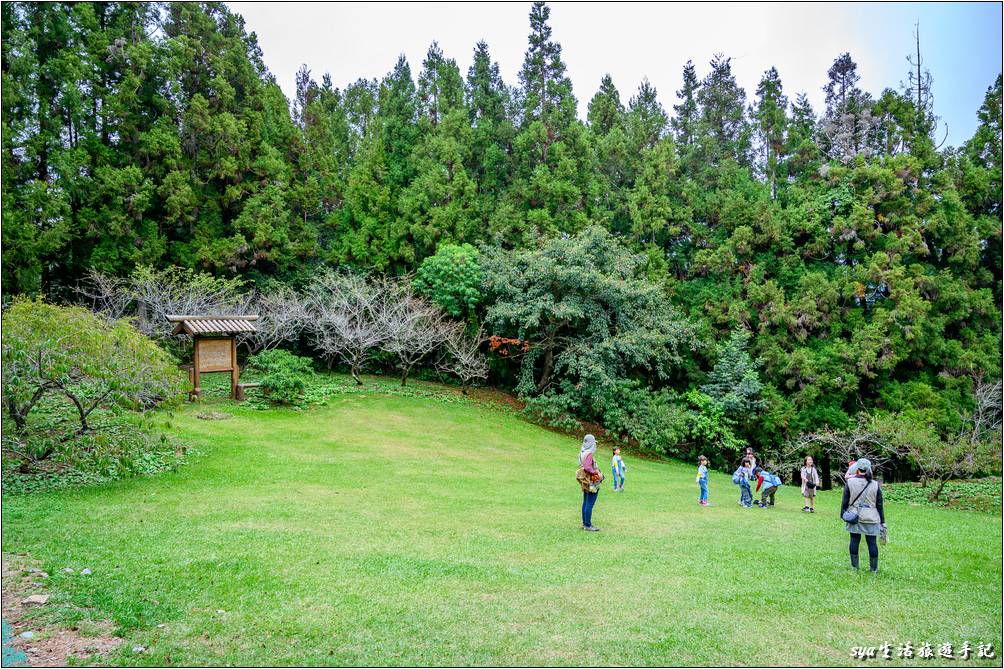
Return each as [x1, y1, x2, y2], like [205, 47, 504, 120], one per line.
[882, 477, 1002, 514]
[413, 243, 482, 319]
[3, 1, 1001, 474]
[245, 349, 315, 405]
[1, 300, 186, 488]
[2, 390, 1001, 664]
[1, 299, 183, 435]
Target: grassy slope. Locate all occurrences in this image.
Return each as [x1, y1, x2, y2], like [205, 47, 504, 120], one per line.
[2, 384, 1001, 666]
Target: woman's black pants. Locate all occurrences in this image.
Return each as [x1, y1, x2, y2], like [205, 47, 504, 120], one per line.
[849, 532, 879, 572]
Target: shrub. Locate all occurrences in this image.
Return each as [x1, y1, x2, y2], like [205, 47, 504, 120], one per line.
[246, 349, 315, 405]
[2, 298, 184, 441]
[2, 406, 190, 494]
[612, 387, 689, 457]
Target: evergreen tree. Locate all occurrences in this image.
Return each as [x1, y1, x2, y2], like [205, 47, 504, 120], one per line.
[820, 52, 876, 162]
[465, 41, 515, 227]
[506, 1, 593, 239]
[587, 75, 631, 234]
[518, 1, 576, 132]
[417, 42, 464, 127]
[785, 92, 819, 178]
[752, 67, 788, 198]
[587, 74, 624, 135]
[627, 78, 668, 151]
[700, 328, 765, 419]
[695, 54, 751, 168]
[671, 60, 701, 148]
[329, 56, 419, 271]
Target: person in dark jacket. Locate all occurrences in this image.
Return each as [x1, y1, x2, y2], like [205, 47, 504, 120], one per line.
[578, 434, 602, 531]
[840, 458, 886, 572]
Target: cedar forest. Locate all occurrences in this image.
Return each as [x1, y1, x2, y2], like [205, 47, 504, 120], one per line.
[2, 2, 1002, 484]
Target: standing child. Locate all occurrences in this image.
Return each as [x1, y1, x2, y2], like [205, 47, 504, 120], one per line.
[696, 455, 710, 506]
[800, 455, 821, 512]
[733, 458, 753, 508]
[611, 447, 626, 492]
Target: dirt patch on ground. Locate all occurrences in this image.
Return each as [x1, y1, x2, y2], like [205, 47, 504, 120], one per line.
[463, 385, 527, 412]
[2, 554, 122, 666]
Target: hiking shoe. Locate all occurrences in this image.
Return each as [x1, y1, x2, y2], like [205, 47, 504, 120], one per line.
[585, 526, 600, 532]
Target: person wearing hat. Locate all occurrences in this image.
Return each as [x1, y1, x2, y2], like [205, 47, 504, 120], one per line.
[840, 458, 886, 572]
[577, 434, 603, 531]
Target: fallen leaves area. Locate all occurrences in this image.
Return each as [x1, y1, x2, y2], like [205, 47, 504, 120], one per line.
[2, 553, 121, 666]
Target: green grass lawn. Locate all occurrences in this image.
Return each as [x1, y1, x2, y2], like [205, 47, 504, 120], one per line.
[3, 379, 1002, 666]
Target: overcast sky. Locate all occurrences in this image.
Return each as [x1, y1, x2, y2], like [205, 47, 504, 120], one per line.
[229, 2, 1002, 148]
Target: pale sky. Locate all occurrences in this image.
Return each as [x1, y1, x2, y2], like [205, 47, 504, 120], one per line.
[229, 2, 1002, 148]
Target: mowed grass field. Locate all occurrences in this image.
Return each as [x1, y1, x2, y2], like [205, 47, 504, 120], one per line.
[2, 380, 1002, 666]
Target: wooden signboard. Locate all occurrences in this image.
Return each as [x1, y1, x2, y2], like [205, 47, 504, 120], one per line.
[191, 335, 239, 399]
[167, 314, 257, 401]
[197, 338, 233, 372]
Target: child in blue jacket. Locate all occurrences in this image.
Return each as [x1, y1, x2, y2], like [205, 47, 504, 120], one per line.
[696, 455, 710, 506]
[754, 467, 782, 508]
[611, 447, 626, 492]
[732, 458, 753, 508]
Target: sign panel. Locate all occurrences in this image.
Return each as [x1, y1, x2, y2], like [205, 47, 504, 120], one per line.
[197, 338, 232, 372]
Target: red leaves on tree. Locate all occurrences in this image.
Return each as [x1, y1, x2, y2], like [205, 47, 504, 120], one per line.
[487, 335, 530, 357]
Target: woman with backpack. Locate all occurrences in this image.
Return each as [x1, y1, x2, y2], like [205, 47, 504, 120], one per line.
[840, 458, 886, 573]
[576, 434, 603, 531]
[801, 455, 821, 513]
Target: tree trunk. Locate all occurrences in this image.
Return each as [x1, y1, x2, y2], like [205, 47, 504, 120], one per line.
[6, 385, 53, 434]
[928, 477, 950, 502]
[821, 453, 832, 490]
[351, 362, 362, 385]
[5, 397, 27, 433]
[64, 391, 90, 435]
[400, 366, 409, 387]
[536, 332, 556, 394]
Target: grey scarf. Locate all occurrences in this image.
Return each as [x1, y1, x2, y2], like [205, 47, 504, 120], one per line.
[579, 434, 597, 465]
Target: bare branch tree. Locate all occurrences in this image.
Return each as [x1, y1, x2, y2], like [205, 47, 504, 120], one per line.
[437, 324, 489, 394]
[78, 271, 132, 321]
[968, 377, 1003, 447]
[379, 281, 451, 386]
[305, 271, 388, 384]
[779, 420, 899, 486]
[238, 285, 309, 354]
[81, 267, 250, 346]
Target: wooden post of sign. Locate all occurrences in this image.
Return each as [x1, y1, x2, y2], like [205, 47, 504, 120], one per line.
[230, 337, 238, 399]
[192, 335, 202, 401]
